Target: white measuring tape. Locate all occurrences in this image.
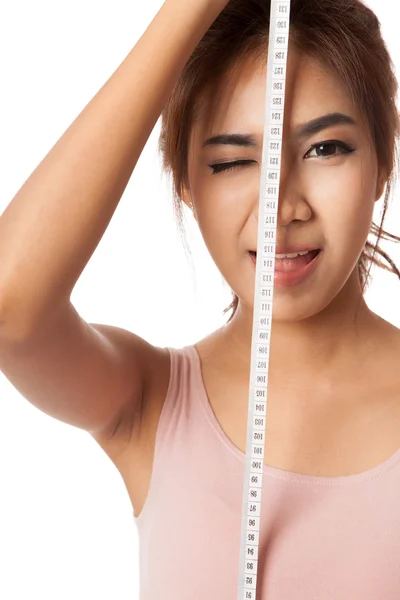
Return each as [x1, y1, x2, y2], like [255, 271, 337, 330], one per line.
[237, 1, 291, 598]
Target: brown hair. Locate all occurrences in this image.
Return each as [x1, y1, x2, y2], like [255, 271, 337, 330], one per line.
[158, 0, 400, 323]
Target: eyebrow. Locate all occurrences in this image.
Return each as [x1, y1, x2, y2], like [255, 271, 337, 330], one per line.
[201, 112, 357, 147]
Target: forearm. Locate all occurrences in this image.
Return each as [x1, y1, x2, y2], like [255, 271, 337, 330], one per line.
[0, 0, 225, 340]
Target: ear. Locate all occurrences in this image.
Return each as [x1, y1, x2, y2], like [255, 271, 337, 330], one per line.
[181, 185, 197, 220]
[181, 185, 191, 209]
[375, 166, 388, 201]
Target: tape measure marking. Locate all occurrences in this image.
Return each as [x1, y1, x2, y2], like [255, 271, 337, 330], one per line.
[237, 1, 291, 598]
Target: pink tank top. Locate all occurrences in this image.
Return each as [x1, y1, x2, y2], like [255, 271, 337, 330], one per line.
[134, 345, 400, 599]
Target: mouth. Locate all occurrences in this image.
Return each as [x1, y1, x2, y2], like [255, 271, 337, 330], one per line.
[249, 249, 322, 287]
[249, 249, 320, 265]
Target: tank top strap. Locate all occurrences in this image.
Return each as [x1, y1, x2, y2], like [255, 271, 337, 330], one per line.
[135, 344, 205, 525]
[155, 344, 202, 448]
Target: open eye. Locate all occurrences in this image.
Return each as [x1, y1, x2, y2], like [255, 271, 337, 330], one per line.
[304, 140, 355, 159]
[208, 160, 257, 175]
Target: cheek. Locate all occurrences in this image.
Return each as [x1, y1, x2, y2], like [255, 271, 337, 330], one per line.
[194, 194, 238, 264]
[193, 176, 254, 252]
[310, 162, 375, 255]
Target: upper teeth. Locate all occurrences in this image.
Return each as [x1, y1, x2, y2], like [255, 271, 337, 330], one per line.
[275, 251, 309, 258]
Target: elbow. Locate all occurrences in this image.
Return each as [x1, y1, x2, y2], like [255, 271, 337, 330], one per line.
[0, 292, 72, 346]
[0, 294, 35, 345]
[0, 298, 17, 344]
[0, 294, 7, 337]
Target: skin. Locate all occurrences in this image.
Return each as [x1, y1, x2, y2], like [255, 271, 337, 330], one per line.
[180, 44, 397, 393]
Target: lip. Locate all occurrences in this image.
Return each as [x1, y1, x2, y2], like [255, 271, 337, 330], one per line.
[249, 250, 322, 287]
[250, 245, 320, 255]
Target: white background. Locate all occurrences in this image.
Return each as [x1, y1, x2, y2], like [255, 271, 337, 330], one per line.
[0, 1, 399, 598]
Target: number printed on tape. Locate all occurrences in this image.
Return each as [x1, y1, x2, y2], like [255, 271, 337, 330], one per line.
[237, 1, 291, 598]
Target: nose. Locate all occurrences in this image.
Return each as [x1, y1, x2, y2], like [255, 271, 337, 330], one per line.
[251, 148, 312, 229]
[250, 153, 312, 228]
[274, 151, 312, 228]
[277, 182, 312, 227]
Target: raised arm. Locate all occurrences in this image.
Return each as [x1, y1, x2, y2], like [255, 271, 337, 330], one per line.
[0, 0, 229, 440]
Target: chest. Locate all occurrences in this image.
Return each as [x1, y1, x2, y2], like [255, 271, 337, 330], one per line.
[137, 474, 400, 599]
[200, 363, 400, 477]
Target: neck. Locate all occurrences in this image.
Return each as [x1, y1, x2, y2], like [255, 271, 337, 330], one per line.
[218, 269, 383, 387]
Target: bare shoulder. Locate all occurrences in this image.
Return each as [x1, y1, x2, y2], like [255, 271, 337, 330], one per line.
[388, 321, 400, 378]
[369, 315, 400, 389]
[377, 317, 400, 360]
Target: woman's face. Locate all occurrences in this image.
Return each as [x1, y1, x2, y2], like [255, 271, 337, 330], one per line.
[183, 47, 386, 322]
